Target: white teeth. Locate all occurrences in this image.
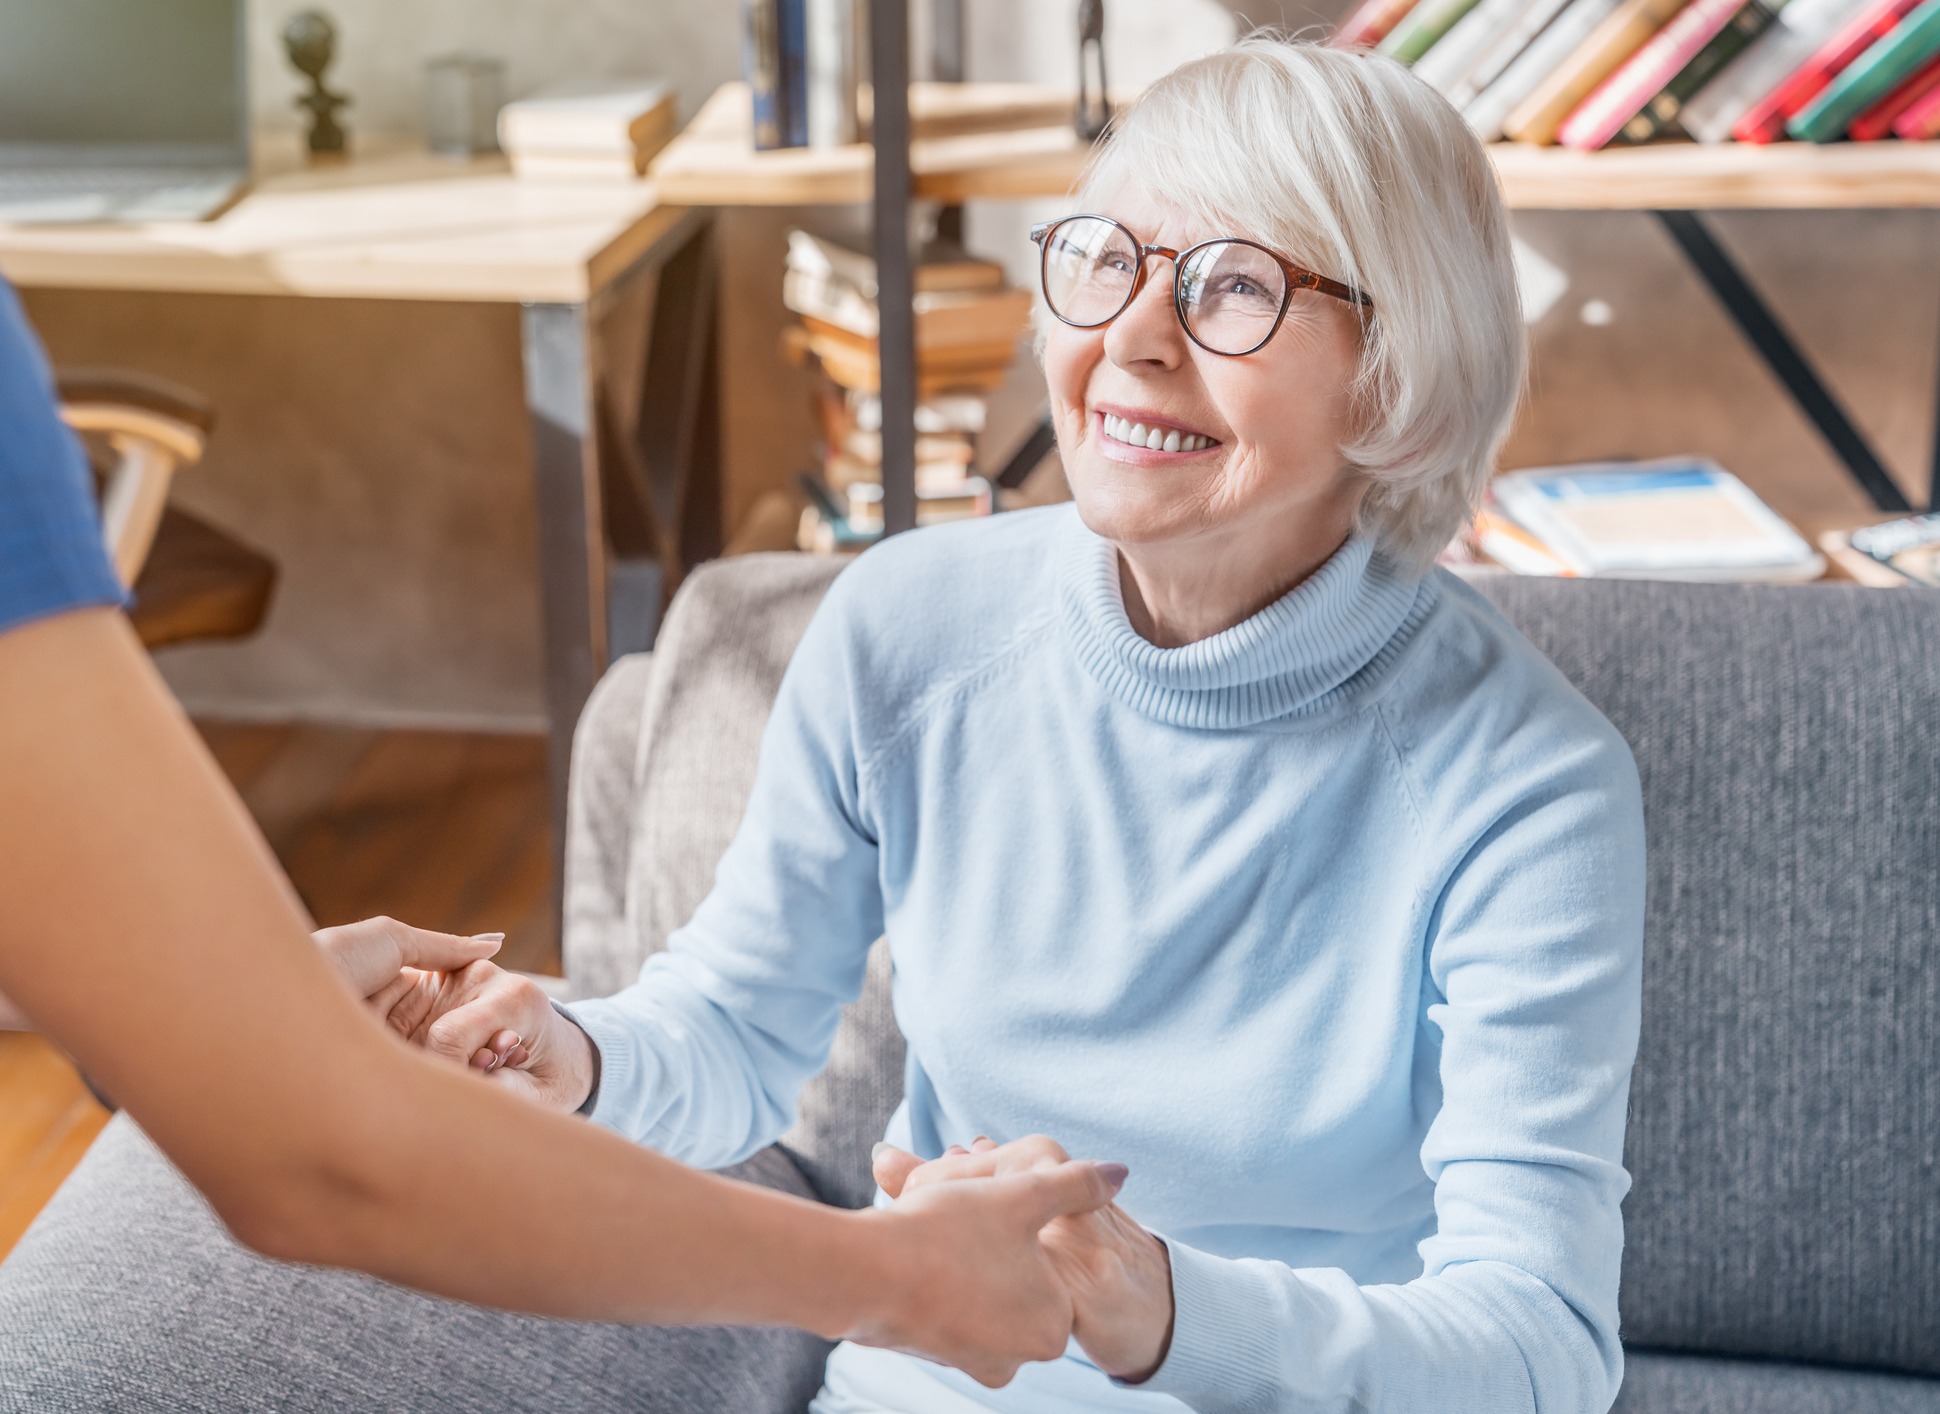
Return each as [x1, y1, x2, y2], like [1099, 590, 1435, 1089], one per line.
[1100, 413, 1214, 452]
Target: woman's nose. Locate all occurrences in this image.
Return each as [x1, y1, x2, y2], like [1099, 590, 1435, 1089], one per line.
[1103, 255, 1187, 369]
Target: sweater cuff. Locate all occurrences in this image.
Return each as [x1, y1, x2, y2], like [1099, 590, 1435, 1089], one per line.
[1124, 1236, 1287, 1412]
[555, 998, 655, 1133]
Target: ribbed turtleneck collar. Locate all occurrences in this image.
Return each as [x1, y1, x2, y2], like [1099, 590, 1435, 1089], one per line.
[1057, 510, 1430, 729]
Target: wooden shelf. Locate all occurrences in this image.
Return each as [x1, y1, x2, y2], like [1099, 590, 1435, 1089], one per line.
[652, 82, 1940, 211]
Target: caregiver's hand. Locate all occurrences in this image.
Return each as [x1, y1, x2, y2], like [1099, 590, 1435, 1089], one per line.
[876, 1135, 1176, 1384]
[372, 958, 598, 1112]
[313, 916, 504, 1001]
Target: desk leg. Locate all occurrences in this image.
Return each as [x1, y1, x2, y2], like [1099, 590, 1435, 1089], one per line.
[1655, 210, 1912, 514]
[522, 301, 606, 925]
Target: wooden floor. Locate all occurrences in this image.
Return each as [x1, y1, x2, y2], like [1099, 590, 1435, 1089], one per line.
[0, 723, 555, 1261]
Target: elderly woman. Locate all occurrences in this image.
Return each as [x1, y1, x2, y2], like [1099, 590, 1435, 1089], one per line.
[412, 37, 1644, 1414]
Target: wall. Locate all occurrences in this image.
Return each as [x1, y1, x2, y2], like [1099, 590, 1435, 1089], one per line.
[23, 1, 1935, 727]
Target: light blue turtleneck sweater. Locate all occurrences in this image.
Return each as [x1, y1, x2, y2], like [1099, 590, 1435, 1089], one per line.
[568, 503, 1646, 1414]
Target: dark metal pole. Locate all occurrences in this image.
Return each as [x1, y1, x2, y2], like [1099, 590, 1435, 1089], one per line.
[1656, 209, 1911, 514]
[872, 0, 918, 536]
[1930, 309, 1940, 512]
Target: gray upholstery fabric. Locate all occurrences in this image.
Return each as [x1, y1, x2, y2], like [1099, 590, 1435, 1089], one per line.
[0, 1118, 832, 1414]
[1614, 1353, 1940, 1413]
[1471, 578, 1940, 1377]
[568, 553, 899, 1211]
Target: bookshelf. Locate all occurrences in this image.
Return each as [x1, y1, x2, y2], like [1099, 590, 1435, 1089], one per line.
[658, 64, 1940, 522]
[658, 85, 1940, 210]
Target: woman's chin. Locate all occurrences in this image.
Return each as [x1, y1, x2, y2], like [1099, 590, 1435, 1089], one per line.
[1069, 480, 1203, 548]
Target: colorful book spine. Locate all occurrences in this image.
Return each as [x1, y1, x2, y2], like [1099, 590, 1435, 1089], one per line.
[1560, 0, 1766, 146]
[1333, 0, 1426, 46]
[1894, 63, 1940, 126]
[1730, 0, 1924, 140]
[1787, 0, 1940, 136]
[1678, 0, 1867, 144]
[1465, 0, 1629, 139]
[743, 0, 786, 151]
[1379, 0, 1488, 63]
[1618, 0, 1784, 141]
[1449, 0, 1583, 106]
[1413, 0, 1539, 94]
[1848, 46, 1940, 134]
[1503, 0, 1698, 145]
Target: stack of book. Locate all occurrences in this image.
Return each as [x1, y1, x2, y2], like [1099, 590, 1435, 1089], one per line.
[1468, 457, 1827, 579]
[1335, 0, 1940, 145]
[784, 231, 1031, 551]
[498, 80, 676, 180]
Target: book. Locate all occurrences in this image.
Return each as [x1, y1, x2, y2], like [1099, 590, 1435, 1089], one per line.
[1504, 0, 1699, 144]
[510, 150, 653, 181]
[1787, 0, 1940, 137]
[1848, 47, 1940, 132]
[1825, 514, 1940, 586]
[1333, 0, 1427, 47]
[742, 0, 787, 150]
[805, 0, 863, 148]
[1449, 0, 1593, 108]
[1614, 0, 1784, 141]
[1474, 502, 1581, 575]
[1731, 0, 1924, 139]
[497, 80, 674, 155]
[1894, 64, 1940, 125]
[1490, 458, 1824, 581]
[1380, 0, 1489, 62]
[777, 0, 809, 148]
[1560, 0, 1770, 144]
[1414, 0, 1549, 94]
[1678, 0, 1863, 142]
[1466, 0, 1629, 139]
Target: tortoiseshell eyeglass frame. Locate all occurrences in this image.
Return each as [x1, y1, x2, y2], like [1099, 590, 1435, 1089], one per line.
[1029, 213, 1373, 358]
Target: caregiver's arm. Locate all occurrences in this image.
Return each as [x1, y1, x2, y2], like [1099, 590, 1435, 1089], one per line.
[0, 605, 1116, 1386]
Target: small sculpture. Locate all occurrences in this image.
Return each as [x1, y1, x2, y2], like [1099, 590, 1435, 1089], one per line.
[284, 10, 350, 156]
[1076, 0, 1112, 142]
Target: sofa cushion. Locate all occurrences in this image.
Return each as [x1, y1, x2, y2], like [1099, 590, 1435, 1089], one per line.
[1615, 1351, 1940, 1413]
[1473, 577, 1940, 1377]
[0, 1118, 832, 1414]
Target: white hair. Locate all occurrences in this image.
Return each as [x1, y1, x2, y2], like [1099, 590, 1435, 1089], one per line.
[1066, 37, 1526, 574]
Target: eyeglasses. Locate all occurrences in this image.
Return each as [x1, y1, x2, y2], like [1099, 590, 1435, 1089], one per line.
[1029, 213, 1372, 358]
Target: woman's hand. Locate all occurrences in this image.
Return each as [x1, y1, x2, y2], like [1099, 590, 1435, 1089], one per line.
[875, 1135, 1175, 1383]
[372, 957, 598, 1113]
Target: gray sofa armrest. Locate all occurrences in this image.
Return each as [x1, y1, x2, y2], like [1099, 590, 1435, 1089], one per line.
[562, 651, 655, 1002]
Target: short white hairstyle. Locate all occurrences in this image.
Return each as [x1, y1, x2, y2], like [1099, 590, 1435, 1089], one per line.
[1066, 37, 1525, 573]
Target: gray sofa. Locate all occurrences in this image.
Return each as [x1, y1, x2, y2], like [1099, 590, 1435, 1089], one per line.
[0, 553, 1935, 1413]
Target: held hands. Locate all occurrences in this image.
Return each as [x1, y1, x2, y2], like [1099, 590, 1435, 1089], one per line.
[312, 918, 597, 1111]
[875, 1135, 1177, 1385]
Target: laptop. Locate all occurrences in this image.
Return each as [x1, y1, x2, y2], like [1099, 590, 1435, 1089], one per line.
[0, 0, 250, 224]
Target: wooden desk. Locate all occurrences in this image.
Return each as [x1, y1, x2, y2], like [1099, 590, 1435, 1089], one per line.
[0, 142, 720, 902]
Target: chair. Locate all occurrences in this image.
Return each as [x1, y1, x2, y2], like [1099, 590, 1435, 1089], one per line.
[56, 369, 276, 650]
[0, 556, 1934, 1413]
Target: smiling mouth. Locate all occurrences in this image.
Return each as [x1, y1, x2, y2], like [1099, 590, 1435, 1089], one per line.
[1100, 412, 1218, 454]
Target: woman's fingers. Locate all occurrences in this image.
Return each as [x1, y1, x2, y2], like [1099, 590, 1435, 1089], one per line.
[871, 1142, 924, 1199]
[423, 967, 548, 1071]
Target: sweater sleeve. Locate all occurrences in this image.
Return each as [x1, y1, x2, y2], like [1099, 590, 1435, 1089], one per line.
[1134, 731, 1646, 1414]
[563, 574, 885, 1170]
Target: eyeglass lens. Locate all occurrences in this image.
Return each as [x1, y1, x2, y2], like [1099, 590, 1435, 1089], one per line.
[1040, 216, 1290, 356]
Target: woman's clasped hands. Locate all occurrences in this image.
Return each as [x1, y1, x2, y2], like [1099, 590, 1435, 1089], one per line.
[874, 1135, 1177, 1384]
